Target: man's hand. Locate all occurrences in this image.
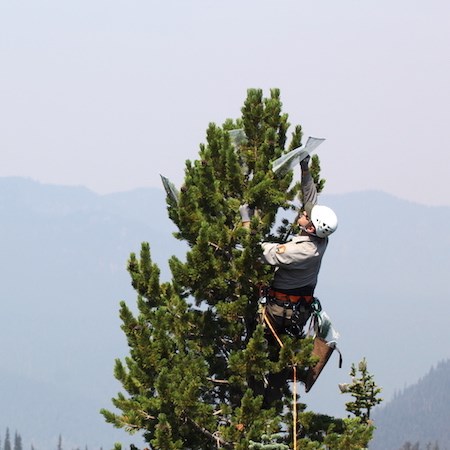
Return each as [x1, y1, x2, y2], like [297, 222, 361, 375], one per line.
[239, 204, 254, 223]
[300, 155, 310, 171]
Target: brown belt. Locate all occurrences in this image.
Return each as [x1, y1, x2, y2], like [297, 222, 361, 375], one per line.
[268, 289, 314, 305]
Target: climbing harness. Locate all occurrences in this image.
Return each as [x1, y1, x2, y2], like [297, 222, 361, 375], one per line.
[259, 289, 343, 448]
[268, 288, 314, 305]
[259, 285, 315, 339]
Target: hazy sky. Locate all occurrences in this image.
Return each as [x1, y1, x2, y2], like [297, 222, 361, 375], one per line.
[1, 0, 449, 206]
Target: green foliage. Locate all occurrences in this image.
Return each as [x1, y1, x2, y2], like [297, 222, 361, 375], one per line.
[340, 358, 383, 423]
[102, 89, 376, 449]
[249, 432, 290, 449]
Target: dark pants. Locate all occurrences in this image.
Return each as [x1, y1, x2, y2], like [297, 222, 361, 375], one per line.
[265, 298, 313, 336]
[261, 296, 313, 408]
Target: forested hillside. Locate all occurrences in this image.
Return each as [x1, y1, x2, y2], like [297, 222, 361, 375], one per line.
[371, 360, 450, 450]
[0, 177, 179, 449]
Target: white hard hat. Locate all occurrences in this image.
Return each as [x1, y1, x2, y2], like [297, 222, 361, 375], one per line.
[311, 205, 338, 238]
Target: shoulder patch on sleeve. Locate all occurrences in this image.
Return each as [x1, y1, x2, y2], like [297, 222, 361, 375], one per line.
[276, 245, 286, 254]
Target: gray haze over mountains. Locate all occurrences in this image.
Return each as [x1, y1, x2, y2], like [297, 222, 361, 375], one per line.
[371, 359, 450, 449]
[1, 177, 449, 449]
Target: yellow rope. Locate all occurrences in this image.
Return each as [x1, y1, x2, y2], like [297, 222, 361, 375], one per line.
[262, 307, 284, 348]
[293, 365, 298, 450]
[262, 307, 298, 450]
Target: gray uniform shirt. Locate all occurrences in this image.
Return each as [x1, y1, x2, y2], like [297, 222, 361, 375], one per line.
[261, 235, 328, 290]
[260, 169, 327, 291]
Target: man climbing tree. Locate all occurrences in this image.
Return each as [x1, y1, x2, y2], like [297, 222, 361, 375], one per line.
[239, 153, 338, 335]
[239, 152, 338, 406]
[101, 88, 378, 449]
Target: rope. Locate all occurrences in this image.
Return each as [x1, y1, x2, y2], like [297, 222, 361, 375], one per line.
[262, 307, 298, 450]
[293, 365, 298, 450]
[262, 307, 284, 348]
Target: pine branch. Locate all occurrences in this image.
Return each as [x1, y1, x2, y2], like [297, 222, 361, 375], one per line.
[183, 415, 233, 449]
[207, 378, 230, 384]
[137, 410, 156, 421]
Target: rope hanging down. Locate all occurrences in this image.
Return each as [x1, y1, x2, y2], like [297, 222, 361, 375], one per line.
[262, 308, 298, 450]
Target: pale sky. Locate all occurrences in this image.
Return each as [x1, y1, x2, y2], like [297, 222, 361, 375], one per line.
[1, 0, 449, 206]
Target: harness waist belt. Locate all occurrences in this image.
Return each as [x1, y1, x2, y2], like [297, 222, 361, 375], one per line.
[268, 289, 314, 305]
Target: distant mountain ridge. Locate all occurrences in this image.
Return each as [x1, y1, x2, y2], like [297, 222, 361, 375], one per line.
[371, 360, 450, 450]
[0, 177, 181, 449]
[1, 177, 450, 449]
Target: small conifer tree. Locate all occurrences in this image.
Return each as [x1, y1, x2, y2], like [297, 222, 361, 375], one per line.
[102, 89, 376, 449]
[4, 429, 11, 450]
[339, 358, 383, 423]
[13, 432, 22, 450]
